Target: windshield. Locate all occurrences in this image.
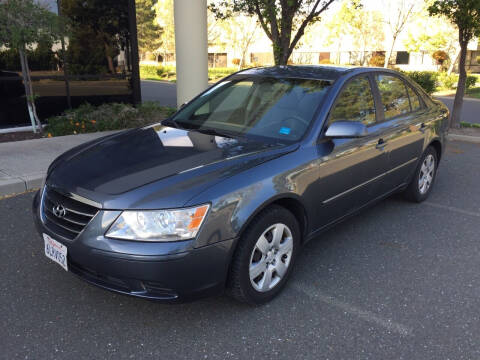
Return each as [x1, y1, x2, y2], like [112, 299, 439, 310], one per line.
[170, 76, 332, 142]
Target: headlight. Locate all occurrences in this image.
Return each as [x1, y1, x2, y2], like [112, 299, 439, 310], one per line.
[105, 204, 210, 242]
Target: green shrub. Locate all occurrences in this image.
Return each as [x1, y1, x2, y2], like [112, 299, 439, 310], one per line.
[466, 75, 477, 89]
[140, 65, 160, 79]
[208, 67, 237, 81]
[45, 102, 176, 137]
[401, 71, 438, 94]
[437, 72, 458, 90]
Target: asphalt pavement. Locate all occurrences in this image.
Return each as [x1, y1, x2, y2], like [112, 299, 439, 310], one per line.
[1, 140, 480, 359]
[140, 80, 480, 124]
[436, 96, 480, 124]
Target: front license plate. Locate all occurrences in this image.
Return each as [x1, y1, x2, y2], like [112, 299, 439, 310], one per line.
[43, 233, 68, 271]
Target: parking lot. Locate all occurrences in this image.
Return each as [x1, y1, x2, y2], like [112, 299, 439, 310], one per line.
[1, 140, 479, 359]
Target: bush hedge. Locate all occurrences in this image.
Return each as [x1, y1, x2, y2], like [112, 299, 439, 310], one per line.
[140, 65, 238, 82]
[401, 71, 478, 93]
[401, 71, 438, 94]
[45, 102, 176, 137]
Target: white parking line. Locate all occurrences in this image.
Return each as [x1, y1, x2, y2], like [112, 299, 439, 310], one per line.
[291, 283, 413, 336]
[424, 202, 480, 217]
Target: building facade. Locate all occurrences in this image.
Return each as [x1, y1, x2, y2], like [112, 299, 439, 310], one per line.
[0, 0, 141, 129]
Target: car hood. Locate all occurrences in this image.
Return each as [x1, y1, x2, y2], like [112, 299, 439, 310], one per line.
[47, 124, 297, 209]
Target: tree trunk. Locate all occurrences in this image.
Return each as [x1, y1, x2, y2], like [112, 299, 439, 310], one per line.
[107, 55, 115, 73]
[448, 48, 461, 75]
[19, 47, 42, 133]
[57, 0, 71, 109]
[384, 36, 396, 68]
[273, 40, 292, 66]
[450, 41, 468, 129]
[60, 36, 71, 109]
[105, 43, 116, 73]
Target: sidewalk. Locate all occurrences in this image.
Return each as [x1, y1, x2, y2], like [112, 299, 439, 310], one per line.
[0, 131, 118, 197]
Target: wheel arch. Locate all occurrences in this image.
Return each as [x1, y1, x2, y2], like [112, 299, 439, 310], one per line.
[428, 139, 442, 163]
[237, 194, 309, 246]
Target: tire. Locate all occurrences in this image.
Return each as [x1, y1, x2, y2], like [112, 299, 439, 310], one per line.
[226, 205, 300, 305]
[403, 146, 438, 202]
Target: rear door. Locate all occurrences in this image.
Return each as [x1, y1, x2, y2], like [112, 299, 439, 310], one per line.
[312, 74, 389, 229]
[372, 74, 426, 189]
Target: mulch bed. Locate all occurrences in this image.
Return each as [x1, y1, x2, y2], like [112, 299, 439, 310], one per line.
[0, 131, 44, 143]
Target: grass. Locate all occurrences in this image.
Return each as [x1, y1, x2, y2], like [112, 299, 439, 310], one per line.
[466, 87, 480, 99]
[460, 121, 480, 128]
[140, 65, 239, 82]
[45, 102, 177, 137]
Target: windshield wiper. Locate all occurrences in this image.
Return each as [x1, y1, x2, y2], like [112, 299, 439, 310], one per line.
[195, 126, 241, 139]
[161, 118, 181, 128]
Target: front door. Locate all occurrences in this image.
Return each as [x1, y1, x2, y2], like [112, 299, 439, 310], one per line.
[312, 74, 389, 230]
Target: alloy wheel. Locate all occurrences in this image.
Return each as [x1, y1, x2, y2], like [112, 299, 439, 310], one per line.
[249, 223, 293, 292]
[418, 154, 435, 194]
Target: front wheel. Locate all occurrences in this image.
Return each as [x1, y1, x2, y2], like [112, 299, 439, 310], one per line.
[403, 146, 438, 202]
[227, 205, 300, 304]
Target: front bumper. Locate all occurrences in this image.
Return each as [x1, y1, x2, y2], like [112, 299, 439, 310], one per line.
[33, 191, 236, 302]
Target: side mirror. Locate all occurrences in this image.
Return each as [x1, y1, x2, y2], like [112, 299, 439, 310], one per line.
[324, 121, 368, 138]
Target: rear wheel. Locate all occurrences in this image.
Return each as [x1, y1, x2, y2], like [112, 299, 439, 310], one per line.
[227, 205, 300, 304]
[403, 146, 438, 202]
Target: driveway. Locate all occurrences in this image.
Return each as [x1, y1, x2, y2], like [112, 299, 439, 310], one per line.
[140, 80, 480, 124]
[1, 140, 480, 359]
[141, 80, 177, 107]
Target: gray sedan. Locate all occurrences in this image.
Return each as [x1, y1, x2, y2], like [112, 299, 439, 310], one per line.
[33, 66, 449, 304]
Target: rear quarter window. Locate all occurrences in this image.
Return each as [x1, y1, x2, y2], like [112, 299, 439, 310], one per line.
[375, 74, 411, 120]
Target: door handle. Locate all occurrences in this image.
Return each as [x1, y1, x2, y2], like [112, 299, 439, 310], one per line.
[419, 123, 426, 133]
[376, 139, 387, 150]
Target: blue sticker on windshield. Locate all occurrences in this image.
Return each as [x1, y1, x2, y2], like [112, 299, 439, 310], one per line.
[279, 127, 291, 135]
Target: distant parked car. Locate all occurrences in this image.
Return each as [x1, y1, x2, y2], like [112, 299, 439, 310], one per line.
[33, 66, 449, 304]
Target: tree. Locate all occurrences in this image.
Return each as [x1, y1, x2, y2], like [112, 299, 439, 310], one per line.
[0, 0, 60, 133]
[222, 16, 259, 69]
[324, 0, 355, 64]
[383, 0, 416, 68]
[350, 5, 384, 65]
[210, 0, 337, 65]
[404, 0, 458, 73]
[429, 0, 480, 129]
[154, 0, 175, 63]
[61, 0, 129, 74]
[325, 0, 384, 66]
[136, 0, 162, 60]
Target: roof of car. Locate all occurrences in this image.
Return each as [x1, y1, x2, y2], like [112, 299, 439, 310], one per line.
[237, 65, 356, 81]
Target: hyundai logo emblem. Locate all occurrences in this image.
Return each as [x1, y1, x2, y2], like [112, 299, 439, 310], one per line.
[52, 204, 67, 218]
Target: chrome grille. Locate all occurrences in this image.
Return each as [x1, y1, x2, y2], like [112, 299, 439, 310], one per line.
[41, 186, 98, 240]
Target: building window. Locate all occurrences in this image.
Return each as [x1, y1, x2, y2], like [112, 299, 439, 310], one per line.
[470, 51, 479, 65]
[396, 51, 410, 65]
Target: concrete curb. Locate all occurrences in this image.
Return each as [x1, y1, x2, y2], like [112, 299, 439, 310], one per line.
[0, 130, 120, 199]
[447, 133, 480, 143]
[0, 173, 44, 198]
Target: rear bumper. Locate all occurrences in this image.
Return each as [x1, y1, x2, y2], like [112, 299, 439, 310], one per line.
[33, 191, 236, 302]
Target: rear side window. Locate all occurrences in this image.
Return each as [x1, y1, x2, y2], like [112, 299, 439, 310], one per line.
[375, 75, 410, 120]
[329, 76, 376, 126]
[406, 85, 422, 112]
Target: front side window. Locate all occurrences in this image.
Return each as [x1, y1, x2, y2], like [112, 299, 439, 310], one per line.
[375, 75, 411, 120]
[171, 76, 332, 142]
[329, 76, 376, 126]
